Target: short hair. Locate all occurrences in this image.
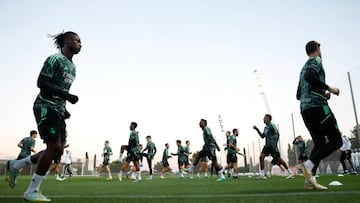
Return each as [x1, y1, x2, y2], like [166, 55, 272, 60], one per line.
[305, 41, 320, 56]
[30, 130, 37, 136]
[200, 119, 207, 125]
[186, 140, 190, 144]
[232, 128, 238, 134]
[165, 143, 169, 147]
[105, 140, 109, 144]
[131, 122, 138, 128]
[176, 140, 181, 144]
[265, 114, 272, 121]
[146, 135, 151, 139]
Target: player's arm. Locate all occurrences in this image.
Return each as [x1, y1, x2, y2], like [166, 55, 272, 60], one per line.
[17, 141, 23, 148]
[142, 145, 148, 153]
[253, 126, 264, 138]
[153, 146, 157, 156]
[304, 68, 339, 97]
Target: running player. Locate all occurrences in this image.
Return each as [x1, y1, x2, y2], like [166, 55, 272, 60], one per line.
[292, 135, 308, 164]
[118, 122, 142, 182]
[184, 140, 193, 179]
[96, 140, 113, 180]
[253, 114, 294, 180]
[160, 143, 172, 179]
[225, 128, 239, 178]
[142, 135, 157, 180]
[187, 119, 225, 182]
[297, 41, 342, 190]
[16, 130, 38, 160]
[171, 140, 189, 179]
[6, 31, 81, 201]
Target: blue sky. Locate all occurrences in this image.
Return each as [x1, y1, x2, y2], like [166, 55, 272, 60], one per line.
[1, 0, 359, 169]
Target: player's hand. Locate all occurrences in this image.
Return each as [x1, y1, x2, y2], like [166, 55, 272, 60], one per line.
[328, 87, 340, 96]
[66, 93, 79, 104]
[253, 125, 258, 130]
[64, 110, 71, 119]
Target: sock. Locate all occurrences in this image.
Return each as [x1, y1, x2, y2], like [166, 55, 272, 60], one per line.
[204, 172, 208, 177]
[25, 173, 44, 194]
[197, 172, 200, 176]
[136, 171, 141, 180]
[119, 171, 122, 177]
[260, 170, 265, 176]
[13, 156, 32, 170]
[304, 160, 314, 172]
[219, 168, 225, 178]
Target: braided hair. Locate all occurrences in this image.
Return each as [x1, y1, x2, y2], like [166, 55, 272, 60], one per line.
[48, 31, 77, 49]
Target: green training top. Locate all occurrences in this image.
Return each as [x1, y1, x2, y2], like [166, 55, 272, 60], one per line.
[293, 140, 308, 155]
[128, 130, 139, 151]
[103, 145, 113, 159]
[227, 135, 237, 154]
[162, 148, 169, 162]
[19, 137, 36, 157]
[33, 53, 76, 117]
[298, 56, 328, 112]
[202, 126, 216, 150]
[146, 141, 156, 155]
[261, 122, 279, 148]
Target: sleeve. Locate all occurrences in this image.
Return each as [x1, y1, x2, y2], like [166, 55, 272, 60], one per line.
[304, 68, 329, 90]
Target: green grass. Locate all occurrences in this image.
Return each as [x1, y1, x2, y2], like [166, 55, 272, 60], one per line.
[1, 174, 359, 203]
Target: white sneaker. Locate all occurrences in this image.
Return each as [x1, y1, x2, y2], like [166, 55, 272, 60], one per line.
[160, 175, 165, 179]
[23, 190, 51, 202]
[257, 175, 267, 180]
[56, 176, 64, 182]
[301, 163, 327, 190]
[118, 174, 122, 181]
[146, 176, 153, 180]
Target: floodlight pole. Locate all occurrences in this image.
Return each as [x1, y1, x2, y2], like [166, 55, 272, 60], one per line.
[348, 72, 360, 146]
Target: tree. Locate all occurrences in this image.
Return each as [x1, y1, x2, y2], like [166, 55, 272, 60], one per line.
[350, 124, 360, 149]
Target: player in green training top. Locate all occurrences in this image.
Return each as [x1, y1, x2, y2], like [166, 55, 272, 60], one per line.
[253, 114, 294, 180]
[160, 143, 172, 179]
[118, 122, 142, 182]
[142, 135, 157, 180]
[96, 140, 113, 180]
[187, 119, 225, 182]
[224, 128, 239, 178]
[17, 130, 38, 160]
[171, 140, 189, 179]
[296, 41, 342, 190]
[292, 135, 308, 164]
[6, 31, 81, 202]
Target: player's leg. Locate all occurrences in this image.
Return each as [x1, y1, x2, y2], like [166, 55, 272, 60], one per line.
[258, 150, 267, 179]
[133, 160, 142, 182]
[105, 164, 112, 180]
[340, 151, 348, 173]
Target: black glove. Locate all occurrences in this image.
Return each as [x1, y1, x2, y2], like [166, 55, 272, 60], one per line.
[66, 93, 79, 104]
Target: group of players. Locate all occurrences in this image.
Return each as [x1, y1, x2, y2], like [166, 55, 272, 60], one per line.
[4, 31, 352, 201]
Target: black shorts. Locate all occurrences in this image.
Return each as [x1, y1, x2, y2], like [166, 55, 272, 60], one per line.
[34, 107, 66, 142]
[298, 153, 308, 162]
[227, 152, 237, 163]
[54, 149, 64, 163]
[271, 158, 280, 165]
[261, 146, 280, 159]
[162, 160, 169, 167]
[127, 150, 140, 162]
[103, 157, 110, 165]
[199, 149, 217, 162]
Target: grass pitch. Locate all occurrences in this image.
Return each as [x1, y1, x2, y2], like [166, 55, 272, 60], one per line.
[1, 174, 359, 203]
